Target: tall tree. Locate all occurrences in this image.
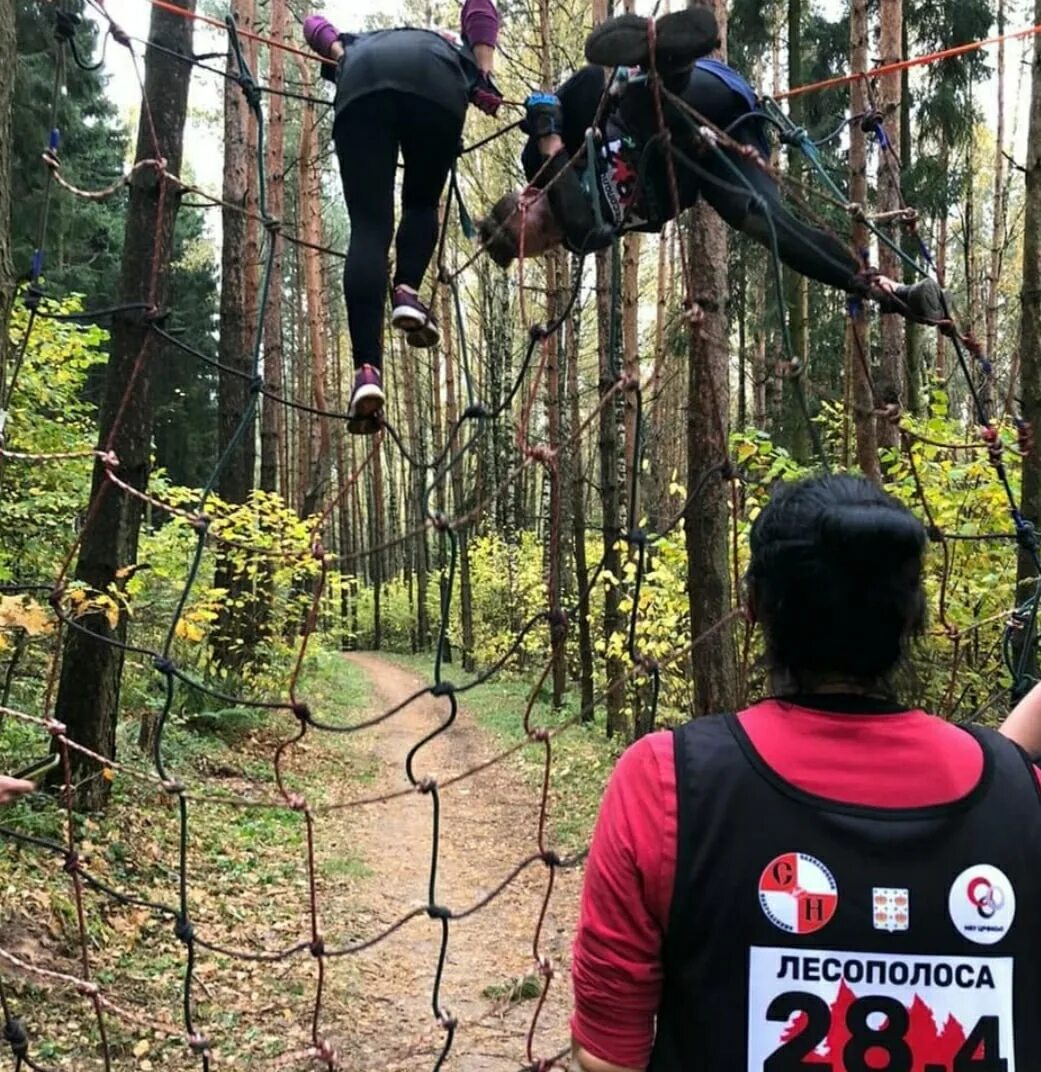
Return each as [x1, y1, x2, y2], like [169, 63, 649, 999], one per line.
[876, 0, 903, 449]
[1017, 0, 1041, 675]
[684, 0, 738, 717]
[217, 0, 258, 507]
[0, 0, 16, 416]
[54, 0, 195, 809]
[259, 0, 287, 494]
[848, 0, 880, 482]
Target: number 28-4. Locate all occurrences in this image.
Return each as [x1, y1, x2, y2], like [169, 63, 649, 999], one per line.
[764, 991, 1007, 1071]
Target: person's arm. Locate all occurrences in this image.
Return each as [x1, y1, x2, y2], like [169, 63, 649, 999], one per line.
[461, 0, 499, 70]
[570, 734, 675, 1071]
[1000, 680, 1041, 759]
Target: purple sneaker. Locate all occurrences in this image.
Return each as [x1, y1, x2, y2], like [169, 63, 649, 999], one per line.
[303, 15, 343, 60]
[347, 364, 384, 435]
[390, 286, 440, 349]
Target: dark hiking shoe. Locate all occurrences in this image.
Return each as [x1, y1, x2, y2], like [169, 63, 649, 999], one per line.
[896, 277, 949, 324]
[584, 7, 719, 72]
[347, 363, 384, 436]
[391, 286, 440, 349]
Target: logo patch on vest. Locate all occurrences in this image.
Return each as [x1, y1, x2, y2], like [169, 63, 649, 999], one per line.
[748, 947, 1014, 1070]
[759, 852, 838, 935]
[948, 864, 1016, 945]
[873, 886, 910, 932]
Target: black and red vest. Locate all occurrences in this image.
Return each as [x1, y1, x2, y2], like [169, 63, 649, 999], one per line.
[648, 713, 1041, 1071]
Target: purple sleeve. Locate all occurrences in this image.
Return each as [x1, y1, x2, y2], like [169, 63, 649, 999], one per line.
[460, 0, 499, 48]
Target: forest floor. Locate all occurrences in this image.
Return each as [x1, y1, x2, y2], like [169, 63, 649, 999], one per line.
[0, 649, 616, 1070]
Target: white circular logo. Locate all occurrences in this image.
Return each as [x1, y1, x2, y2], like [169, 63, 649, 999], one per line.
[948, 864, 1016, 945]
[758, 852, 838, 935]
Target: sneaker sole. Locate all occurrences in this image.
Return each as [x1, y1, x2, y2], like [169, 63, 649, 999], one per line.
[406, 323, 440, 349]
[584, 8, 718, 70]
[391, 305, 428, 333]
[347, 415, 381, 436]
[349, 382, 385, 420]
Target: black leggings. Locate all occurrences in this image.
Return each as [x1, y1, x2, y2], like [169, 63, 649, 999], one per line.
[620, 66, 861, 290]
[333, 91, 463, 370]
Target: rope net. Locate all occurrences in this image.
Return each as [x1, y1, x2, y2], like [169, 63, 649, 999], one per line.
[0, 2, 1037, 1070]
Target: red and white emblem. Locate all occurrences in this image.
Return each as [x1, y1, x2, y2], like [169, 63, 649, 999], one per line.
[759, 852, 838, 935]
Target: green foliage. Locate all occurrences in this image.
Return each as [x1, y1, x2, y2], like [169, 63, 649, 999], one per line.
[0, 295, 107, 584]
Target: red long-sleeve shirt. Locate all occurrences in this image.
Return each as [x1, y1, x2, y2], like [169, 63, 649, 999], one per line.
[570, 699, 1038, 1069]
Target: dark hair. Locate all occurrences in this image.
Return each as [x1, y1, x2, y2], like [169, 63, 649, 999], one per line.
[747, 474, 927, 688]
[478, 191, 521, 269]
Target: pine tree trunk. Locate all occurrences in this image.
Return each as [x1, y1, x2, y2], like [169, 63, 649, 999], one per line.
[54, 0, 195, 809]
[1016, 0, 1041, 680]
[935, 141, 949, 380]
[987, 0, 1007, 364]
[0, 0, 14, 414]
[683, 1, 737, 718]
[876, 0, 902, 449]
[849, 0, 880, 482]
[217, 0, 257, 504]
[780, 0, 810, 460]
[900, 15, 922, 416]
[567, 275, 595, 719]
[441, 283, 475, 670]
[259, 0, 286, 493]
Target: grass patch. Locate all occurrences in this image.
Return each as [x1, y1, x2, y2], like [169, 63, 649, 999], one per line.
[381, 652, 622, 854]
[0, 646, 377, 1068]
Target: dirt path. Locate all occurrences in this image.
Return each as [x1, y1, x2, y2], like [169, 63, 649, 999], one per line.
[322, 653, 582, 1071]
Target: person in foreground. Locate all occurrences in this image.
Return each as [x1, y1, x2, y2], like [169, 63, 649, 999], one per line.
[302, 1, 502, 433]
[481, 10, 942, 323]
[571, 473, 1041, 1072]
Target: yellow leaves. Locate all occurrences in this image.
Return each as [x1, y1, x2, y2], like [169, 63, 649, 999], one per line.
[132, 1039, 150, 1059]
[175, 617, 205, 644]
[0, 595, 53, 637]
[102, 767, 115, 783]
[735, 440, 758, 463]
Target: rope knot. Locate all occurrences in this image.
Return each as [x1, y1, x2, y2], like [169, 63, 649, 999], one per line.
[417, 776, 437, 794]
[48, 584, 65, 609]
[309, 937, 325, 957]
[249, 374, 265, 395]
[314, 1038, 337, 1065]
[636, 653, 661, 675]
[286, 792, 307, 812]
[291, 702, 311, 724]
[437, 1013, 458, 1032]
[162, 779, 185, 794]
[537, 955, 554, 979]
[463, 404, 490, 420]
[1017, 420, 1034, 455]
[619, 371, 640, 392]
[153, 656, 176, 676]
[54, 9, 80, 41]
[431, 511, 451, 533]
[1014, 516, 1039, 554]
[3, 1018, 28, 1056]
[45, 717, 67, 737]
[188, 1034, 211, 1055]
[548, 608, 568, 635]
[431, 680, 455, 697]
[525, 443, 555, 466]
[540, 849, 562, 867]
[529, 323, 548, 342]
[62, 851, 80, 875]
[627, 528, 647, 547]
[426, 904, 451, 920]
[926, 524, 943, 543]
[860, 109, 884, 133]
[98, 449, 119, 469]
[190, 513, 211, 533]
[174, 915, 194, 944]
[530, 727, 550, 743]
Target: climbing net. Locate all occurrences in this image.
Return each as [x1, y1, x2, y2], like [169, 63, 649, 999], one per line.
[1, 2, 1040, 1069]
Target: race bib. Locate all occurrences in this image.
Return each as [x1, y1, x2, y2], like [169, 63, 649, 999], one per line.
[598, 138, 647, 230]
[748, 947, 1014, 1071]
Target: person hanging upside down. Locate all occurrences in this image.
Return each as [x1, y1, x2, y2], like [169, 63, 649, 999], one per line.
[303, 1, 502, 434]
[570, 472, 1041, 1072]
[479, 9, 943, 322]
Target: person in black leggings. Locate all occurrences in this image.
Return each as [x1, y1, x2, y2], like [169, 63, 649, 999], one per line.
[479, 9, 942, 322]
[304, 3, 501, 433]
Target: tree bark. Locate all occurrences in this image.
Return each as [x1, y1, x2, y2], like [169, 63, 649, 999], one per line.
[217, 0, 257, 505]
[986, 0, 1007, 364]
[780, 0, 810, 460]
[876, 0, 903, 449]
[849, 0, 880, 482]
[1016, 0, 1041, 685]
[684, 4, 738, 717]
[259, 0, 286, 493]
[54, 0, 195, 809]
[0, 0, 15, 417]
